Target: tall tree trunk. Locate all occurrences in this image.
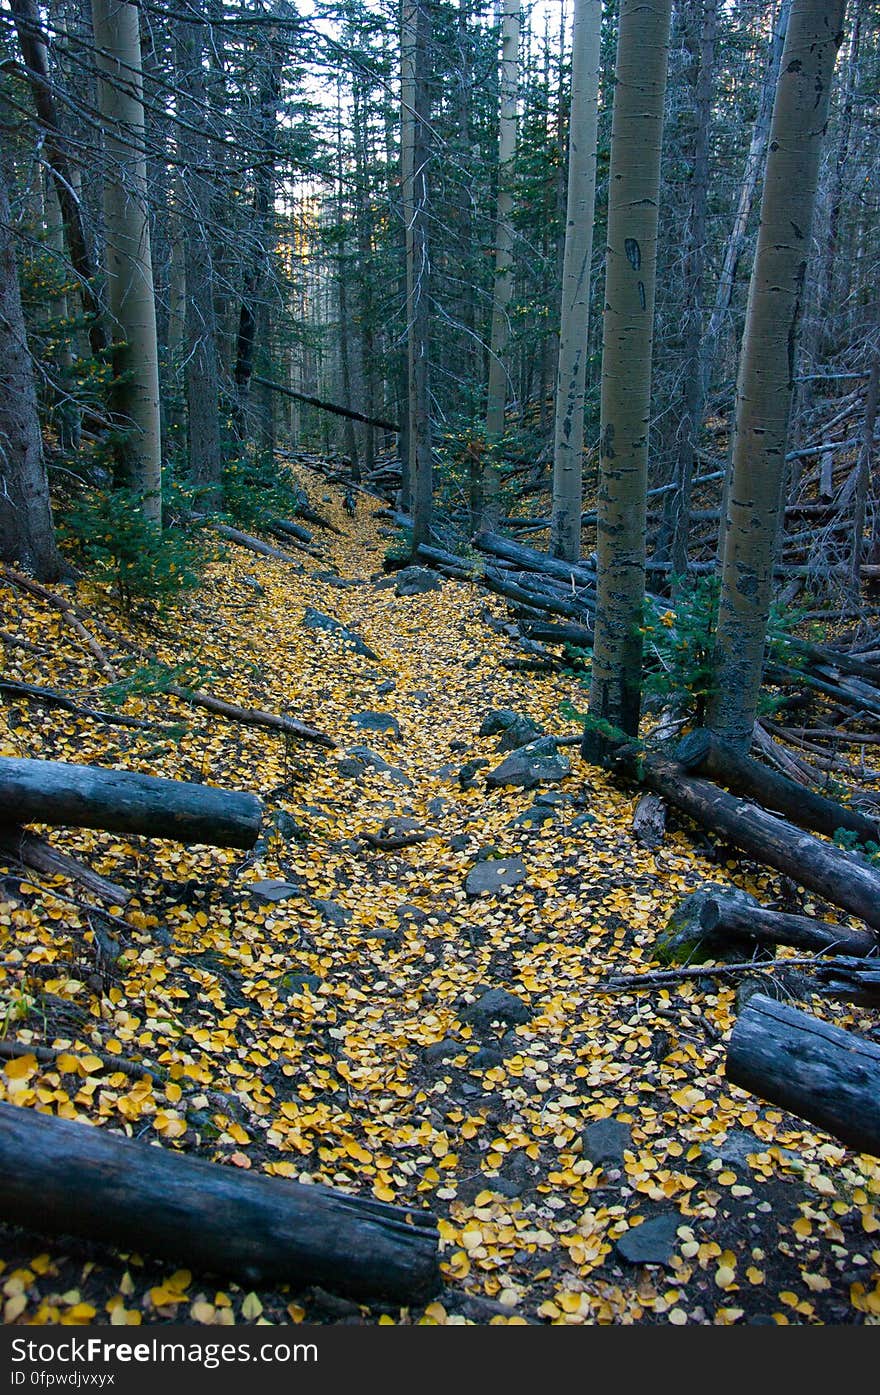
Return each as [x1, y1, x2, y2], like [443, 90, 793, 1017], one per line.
[817, 0, 861, 360]
[549, 0, 601, 563]
[406, 0, 432, 552]
[700, 0, 792, 400]
[91, 0, 163, 525]
[232, 36, 280, 452]
[336, 87, 360, 477]
[0, 161, 63, 579]
[399, 0, 417, 512]
[586, 0, 673, 743]
[669, 0, 717, 583]
[708, 0, 848, 751]
[175, 16, 221, 507]
[481, 0, 520, 530]
[850, 343, 878, 593]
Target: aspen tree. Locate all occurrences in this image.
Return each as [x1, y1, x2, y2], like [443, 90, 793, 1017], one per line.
[92, 0, 163, 525]
[549, 0, 601, 563]
[709, 0, 847, 751]
[587, 0, 673, 743]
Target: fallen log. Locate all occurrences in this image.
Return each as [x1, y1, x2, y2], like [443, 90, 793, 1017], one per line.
[252, 375, 400, 434]
[0, 678, 182, 735]
[165, 686, 335, 748]
[0, 1102, 440, 1303]
[521, 621, 594, 647]
[0, 828, 131, 906]
[636, 754, 880, 930]
[268, 516, 314, 546]
[725, 994, 880, 1156]
[674, 728, 880, 844]
[214, 523, 302, 564]
[1, 568, 116, 678]
[699, 895, 877, 958]
[0, 758, 263, 849]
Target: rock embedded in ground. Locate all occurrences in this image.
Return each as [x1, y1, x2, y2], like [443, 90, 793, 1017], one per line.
[422, 1038, 462, 1065]
[616, 1214, 682, 1266]
[302, 606, 378, 659]
[582, 1118, 633, 1168]
[459, 758, 490, 790]
[394, 566, 443, 597]
[245, 879, 302, 903]
[349, 710, 401, 738]
[460, 987, 532, 1028]
[509, 805, 558, 830]
[464, 858, 527, 897]
[497, 717, 546, 753]
[276, 971, 322, 1000]
[485, 740, 570, 791]
[478, 709, 523, 737]
[310, 898, 351, 928]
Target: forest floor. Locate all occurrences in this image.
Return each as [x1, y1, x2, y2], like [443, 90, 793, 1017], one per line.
[1, 465, 880, 1327]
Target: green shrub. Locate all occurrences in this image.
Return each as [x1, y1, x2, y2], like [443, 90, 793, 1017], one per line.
[59, 486, 208, 612]
[221, 447, 306, 528]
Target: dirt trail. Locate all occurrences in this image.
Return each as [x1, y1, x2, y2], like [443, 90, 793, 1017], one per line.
[0, 468, 878, 1325]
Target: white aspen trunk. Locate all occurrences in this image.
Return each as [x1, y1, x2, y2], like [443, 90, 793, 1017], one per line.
[92, 0, 163, 526]
[549, 0, 601, 563]
[481, 0, 520, 530]
[709, 0, 848, 751]
[587, 0, 673, 742]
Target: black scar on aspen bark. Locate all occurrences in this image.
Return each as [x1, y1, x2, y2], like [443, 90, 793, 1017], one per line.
[624, 238, 641, 269]
[602, 422, 615, 460]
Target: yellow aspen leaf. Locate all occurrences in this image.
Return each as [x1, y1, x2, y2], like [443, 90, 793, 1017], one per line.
[190, 1301, 216, 1323]
[861, 1208, 880, 1233]
[229, 1152, 251, 1169]
[422, 1302, 447, 1324]
[66, 1303, 97, 1323]
[287, 1303, 306, 1323]
[558, 1291, 586, 1314]
[227, 1123, 250, 1145]
[668, 1308, 687, 1325]
[241, 1292, 263, 1320]
[79, 1055, 104, 1074]
[714, 1265, 736, 1289]
[792, 1217, 812, 1238]
[746, 1266, 765, 1285]
[4, 1055, 36, 1080]
[4, 1294, 27, 1322]
[802, 1273, 831, 1293]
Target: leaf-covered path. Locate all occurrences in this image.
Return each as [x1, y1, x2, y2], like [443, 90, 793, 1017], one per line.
[1, 468, 879, 1326]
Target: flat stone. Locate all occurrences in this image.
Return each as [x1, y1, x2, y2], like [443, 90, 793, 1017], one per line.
[459, 758, 490, 789]
[346, 745, 392, 771]
[485, 742, 570, 791]
[396, 903, 428, 926]
[246, 879, 302, 903]
[509, 805, 557, 830]
[616, 1214, 681, 1267]
[534, 791, 570, 807]
[427, 797, 449, 818]
[465, 858, 527, 897]
[272, 810, 305, 842]
[478, 709, 522, 737]
[497, 716, 545, 752]
[471, 1045, 505, 1069]
[302, 607, 378, 659]
[350, 710, 401, 738]
[460, 987, 532, 1029]
[582, 1118, 632, 1168]
[423, 1038, 462, 1064]
[310, 898, 351, 928]
[363, 926, 399, 943]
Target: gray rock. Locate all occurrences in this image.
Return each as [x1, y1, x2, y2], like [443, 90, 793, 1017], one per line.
[616, 1214, 681, 1266]
[246, 879, 302, 903]
[396, 903, 428, 926]
[534, 791, 570, 807]
[478, 709, 522, 737]
[571, 812, 597, 830]
[427, 797, 449, 818]
[497, 716, 546, 753]
[471, 1045, 505, 1069]
[423, 1038, 462, 1064]
[696, 1129, 762, 1173]
[459, 757, 490, 790]
[350, 710, 401, 738]
[312, 571, 361, 589]
[465, 858, 527, 897]
[510, 805, 557, 830]
[277, 971, 322, 1001]
[241, 574, 265, 595]
[485, 741, 570, 791]
[346, 745, 392, 771]
[310, 898, 351, 928]
[302, 607, 378, 659]
[460, 987, 532, 1028]
[272, 810, 305, 842]
[336, 756, 367, 779]
[375, 680, 396, 695]
[582, 1118, 632, 1168]
[363, 926, 400, 943]
[448, 833, 471, 852]
[394, 566, 443, 597]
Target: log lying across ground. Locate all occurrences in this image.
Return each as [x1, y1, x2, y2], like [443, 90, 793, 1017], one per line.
[0, 828, 131, 905]
[639, 754, 880, 930]
[699, 894, 877, 958]
[0, 1102, 440, 1304]
[726, 994, 880, 1156]
[0, 757, 263, 849]
[674, 728, 880, 844]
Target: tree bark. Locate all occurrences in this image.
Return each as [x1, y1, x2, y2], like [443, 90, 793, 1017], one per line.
[699, 895, 876, 958]
[588, 0, 673, 739]
[91, 0, 163, 525]
[175, 16, 222, 507]
[0, 161, 64, 580]
[404, 0, 433, 551]
[549, 0, 601, 562]
[674, 727, 880, 843]
[0, 1102, 441, 1303]
[638, 753, 880, 930]
[709, 0, 847, 749]
[0, 757, 263, 848]
[726, 994, 880, 1156]
[481, 0, 520, 529]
